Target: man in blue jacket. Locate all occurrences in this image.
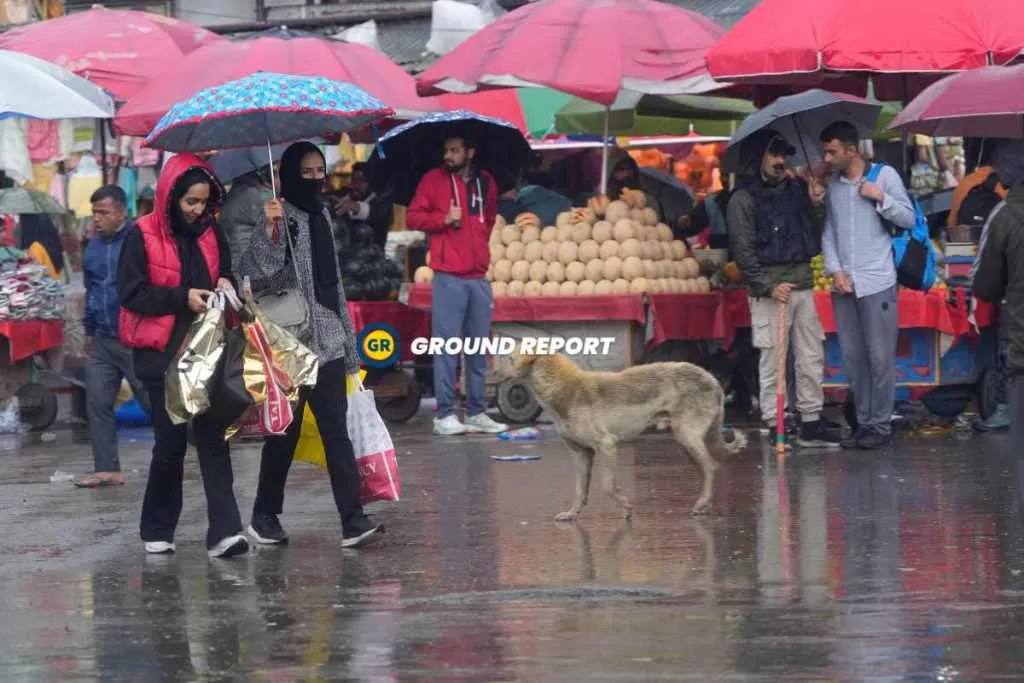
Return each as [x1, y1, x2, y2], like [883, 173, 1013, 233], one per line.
[74, 186, 150, 488]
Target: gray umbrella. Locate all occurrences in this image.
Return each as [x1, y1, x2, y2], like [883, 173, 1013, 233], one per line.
[722, 89, 882, 173]
[638, 167, 694, 229]
[211, 144, 288, 185]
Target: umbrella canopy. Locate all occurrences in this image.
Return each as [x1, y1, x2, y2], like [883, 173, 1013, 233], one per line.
[144, 73, 393, 153]
[372, 110, 534, 206]
[0, 187, 67, 216]
[555, 92, 753, 137]
[638, 167, 695, 229]
[723, 90, 882, 172]
[707, 0, 1024, 102]
[0, 7, 221, 101]
[211, 144, 289, 185]
[888, 66, 1024, 138]
[116, 28, 437, 136]
[438, 88, 572, 138]
[416, 0, 727, 105]
[0, 50, 115, 121]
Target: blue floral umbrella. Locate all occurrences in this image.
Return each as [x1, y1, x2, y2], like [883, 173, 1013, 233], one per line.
[144, 72, 393, 153]
[371, 110, 535, 206]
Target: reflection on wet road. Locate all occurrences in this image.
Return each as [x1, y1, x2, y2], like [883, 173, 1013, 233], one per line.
[2, 418, 1024, 680]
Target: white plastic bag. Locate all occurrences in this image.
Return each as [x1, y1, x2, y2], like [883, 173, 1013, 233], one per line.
[427, 0, 504, 56]
[348, 381, 400, 504]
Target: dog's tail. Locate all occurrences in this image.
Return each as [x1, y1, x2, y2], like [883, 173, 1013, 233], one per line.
[708, 403, 748, 455]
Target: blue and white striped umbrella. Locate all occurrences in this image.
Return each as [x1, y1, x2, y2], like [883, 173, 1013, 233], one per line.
[144, 72, 393, 153]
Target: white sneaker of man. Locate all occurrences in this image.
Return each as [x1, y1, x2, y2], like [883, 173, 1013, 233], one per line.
[465, 413, 509, 434]
[433, 415, 468, 436]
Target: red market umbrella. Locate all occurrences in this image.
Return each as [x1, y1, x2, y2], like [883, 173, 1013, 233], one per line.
[416, 0, 727, 194]
[416, 0, 726, 105]
[888, 65, 1024, 138]
[707, 0, 1024, 102]
[116, 28, 439, 137]
[0, 7, 221, 101]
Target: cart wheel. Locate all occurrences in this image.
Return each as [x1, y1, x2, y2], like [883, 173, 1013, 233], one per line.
[496, 379, 543, 424]
[372, 369, 422, 424]
[976, 366, 1003, 421]
[16, 383, 57, 432]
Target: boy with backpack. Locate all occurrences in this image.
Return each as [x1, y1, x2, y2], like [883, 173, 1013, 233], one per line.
[819, 121, 917, 450]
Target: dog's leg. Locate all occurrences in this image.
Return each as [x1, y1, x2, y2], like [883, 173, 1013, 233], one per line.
[673, 419, 718, 516]
[596, 439, 632, 519]
[556, 444, 594, 522]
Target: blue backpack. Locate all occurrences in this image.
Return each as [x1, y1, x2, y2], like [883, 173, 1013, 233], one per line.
[865, 164, 936, 291]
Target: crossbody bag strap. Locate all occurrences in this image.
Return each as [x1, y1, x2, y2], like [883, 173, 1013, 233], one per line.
[281, 210, 306, 290]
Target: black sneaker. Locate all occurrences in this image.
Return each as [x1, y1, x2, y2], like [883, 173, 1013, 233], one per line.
[841, 427, 868, 450]
[342, 516, 385, 549]
[797, 420, 842, 448]
[857, 428, 892, 451]
[248, 513, 288, 545]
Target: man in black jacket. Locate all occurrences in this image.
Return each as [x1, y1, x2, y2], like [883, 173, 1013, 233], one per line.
[727, 128, 838, 448]
[973, 140, 1024, 497]
[332, 162, 393, 250]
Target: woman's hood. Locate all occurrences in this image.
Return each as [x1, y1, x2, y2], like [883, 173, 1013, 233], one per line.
[150, 154, 225, 232]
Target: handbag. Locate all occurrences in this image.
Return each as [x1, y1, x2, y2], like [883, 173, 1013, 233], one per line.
[254, 217, 311, 341]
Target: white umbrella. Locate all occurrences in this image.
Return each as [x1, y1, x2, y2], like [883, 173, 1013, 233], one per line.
[0, 49, 115, 120]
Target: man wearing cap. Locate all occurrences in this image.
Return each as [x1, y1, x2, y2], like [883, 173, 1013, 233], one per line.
[728, 128, 839, 448]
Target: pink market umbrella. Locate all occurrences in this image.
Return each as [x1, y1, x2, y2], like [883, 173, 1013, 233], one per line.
[888, 65, 1024, 138]
[117, 28, 438, 137]
[415, 0, 728, 194]
[0, 7, 221, 101]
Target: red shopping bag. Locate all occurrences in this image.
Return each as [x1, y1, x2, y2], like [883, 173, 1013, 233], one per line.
[236, 319, 294, 437]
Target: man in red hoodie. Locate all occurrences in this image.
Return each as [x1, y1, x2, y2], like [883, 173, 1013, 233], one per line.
[407, 135, 509, 436]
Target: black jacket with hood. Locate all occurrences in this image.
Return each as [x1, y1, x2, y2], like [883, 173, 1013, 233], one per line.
[726, 129, 825, 298]
[973, 141, 1024, 374]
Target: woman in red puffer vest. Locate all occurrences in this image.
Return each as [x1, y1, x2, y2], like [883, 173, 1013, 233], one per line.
[117, 153, 248, 560]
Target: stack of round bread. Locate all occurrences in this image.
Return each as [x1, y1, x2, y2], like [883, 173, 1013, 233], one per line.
[481, 202, 713, 297]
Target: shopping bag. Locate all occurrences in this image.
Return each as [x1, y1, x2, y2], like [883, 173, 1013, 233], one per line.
[251, 304, 319, 401]
[348, 379, 401, 504]
[294, 369, 367, 470]
[206, 328, 255, 434]
[233, 317, 294, 438]
[165, 293, 227, 425]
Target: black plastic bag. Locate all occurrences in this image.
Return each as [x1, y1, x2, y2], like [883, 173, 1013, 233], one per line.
[205, 328, 253, 431]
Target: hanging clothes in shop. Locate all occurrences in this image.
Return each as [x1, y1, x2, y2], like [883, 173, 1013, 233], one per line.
[0, 119, 31, 186]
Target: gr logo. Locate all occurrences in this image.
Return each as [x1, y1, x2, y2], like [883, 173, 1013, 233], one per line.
[357, 323, 400, 368]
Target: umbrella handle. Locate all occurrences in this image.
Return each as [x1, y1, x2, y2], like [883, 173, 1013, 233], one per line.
[267, 138, 278, 201]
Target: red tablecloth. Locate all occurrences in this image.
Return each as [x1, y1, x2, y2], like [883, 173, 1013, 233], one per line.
[647, 292, 738, 348]
[813, 288, 971, 336]
[407, 284, 645, 323]
[0, 320, 63, 363]
[347, 301, 430, 362]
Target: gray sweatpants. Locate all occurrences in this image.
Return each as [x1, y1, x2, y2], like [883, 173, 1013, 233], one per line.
[86, 335, 149, 473]
[431, 272, 493, 419]
[832, 285, 898, 434]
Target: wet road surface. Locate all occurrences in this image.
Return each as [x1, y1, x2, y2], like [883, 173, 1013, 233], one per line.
[2, 414, 1024, 681]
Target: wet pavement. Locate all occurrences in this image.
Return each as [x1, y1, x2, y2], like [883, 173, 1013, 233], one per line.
[3, 413, 1024, 681]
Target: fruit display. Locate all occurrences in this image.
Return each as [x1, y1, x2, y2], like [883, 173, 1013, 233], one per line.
[811, 254, 832, 292]
[339, 223, 404, 301]
[486, 200, 714, 297]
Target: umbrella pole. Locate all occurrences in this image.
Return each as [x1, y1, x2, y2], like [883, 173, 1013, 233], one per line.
[98, 120, 109, 183]
[600, 106, 610, 196]
[267, 137, 278, 200]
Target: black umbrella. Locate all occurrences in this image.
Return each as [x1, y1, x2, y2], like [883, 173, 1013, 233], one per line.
[638, 167, 695, 229]
[370, 110, 535, 206]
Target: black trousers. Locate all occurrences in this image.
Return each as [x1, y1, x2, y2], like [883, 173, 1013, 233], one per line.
[253, 358, 367, 529]
[141, 382, 243, 549]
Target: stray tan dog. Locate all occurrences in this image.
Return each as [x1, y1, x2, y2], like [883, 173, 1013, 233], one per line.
[501, 354, 747, 521]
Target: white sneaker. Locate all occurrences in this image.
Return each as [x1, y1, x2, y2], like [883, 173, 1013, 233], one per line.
[465, 413, 509, 434]
[433, 415, 468, 436]
[208, 534, 249, 559]
[144, 541, 175, 555]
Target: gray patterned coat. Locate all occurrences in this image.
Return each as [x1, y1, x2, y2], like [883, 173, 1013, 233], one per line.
[238, 201, 360, 370]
